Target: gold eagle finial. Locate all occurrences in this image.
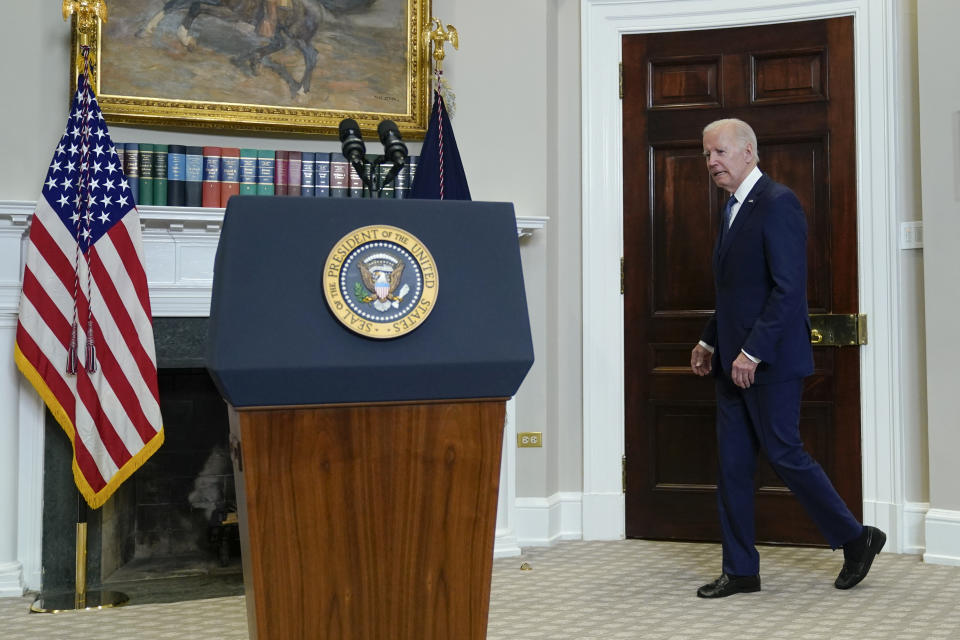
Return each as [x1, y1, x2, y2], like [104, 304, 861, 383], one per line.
[64, 0, 108, 81]
[425, 17, 459, 74]
[63, 0, 108, 29]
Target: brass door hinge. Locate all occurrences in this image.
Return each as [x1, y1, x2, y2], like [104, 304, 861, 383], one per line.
[619, 62, 623, 99]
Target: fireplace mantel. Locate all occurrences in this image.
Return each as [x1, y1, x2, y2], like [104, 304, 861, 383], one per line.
[0, 200, 547, 317]
[0, 199, 539, 593]
[1, 201, 548, 232]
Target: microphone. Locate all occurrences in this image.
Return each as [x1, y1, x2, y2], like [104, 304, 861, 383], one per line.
[338, 118, 366, 164]
[377, 120, 408, 166]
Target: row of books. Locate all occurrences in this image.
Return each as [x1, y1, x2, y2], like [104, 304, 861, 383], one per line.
[114, 144, 420, 208]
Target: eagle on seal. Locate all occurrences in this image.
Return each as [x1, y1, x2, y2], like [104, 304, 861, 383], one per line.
[359, 261, 405, 311]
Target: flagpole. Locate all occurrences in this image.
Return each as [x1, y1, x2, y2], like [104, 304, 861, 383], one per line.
[30, 493, 131, 614]
[31, 494, 130, 613]
[74, 499, 88, 608]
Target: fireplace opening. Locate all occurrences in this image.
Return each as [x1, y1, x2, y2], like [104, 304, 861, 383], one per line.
[40, 318, 244, 603]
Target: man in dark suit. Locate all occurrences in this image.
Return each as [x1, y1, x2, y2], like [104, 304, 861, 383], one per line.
[690, 118, 886, 598]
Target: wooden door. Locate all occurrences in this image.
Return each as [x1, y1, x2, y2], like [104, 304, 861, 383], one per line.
[622, 17, 860, 544]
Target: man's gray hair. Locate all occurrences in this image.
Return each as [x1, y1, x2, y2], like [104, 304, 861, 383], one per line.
[703, 118, 759, 163]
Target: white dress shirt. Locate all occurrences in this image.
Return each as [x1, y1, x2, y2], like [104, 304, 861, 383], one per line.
[726, 166, 763, 229]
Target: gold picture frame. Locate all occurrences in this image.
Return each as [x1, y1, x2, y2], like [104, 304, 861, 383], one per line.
[70, 0, 432, 139]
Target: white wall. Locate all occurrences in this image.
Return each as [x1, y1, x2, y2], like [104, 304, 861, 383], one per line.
[431, 0, 584, 516]
[0, 3, 71, 201]
[917, 0, 960, 566]
[548, 0, 585, 499]
[892, 0, 928, 554]
[433, 0, 551, 498]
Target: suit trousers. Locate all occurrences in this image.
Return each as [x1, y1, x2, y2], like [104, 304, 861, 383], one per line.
[714, 375, 863, 576]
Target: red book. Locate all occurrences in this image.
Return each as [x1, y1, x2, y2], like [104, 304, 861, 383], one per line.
[287, 151, 302, 196]
[201, 146, 221, 208]
[220, 147, 240, 206]
[275, 150, 289, 196]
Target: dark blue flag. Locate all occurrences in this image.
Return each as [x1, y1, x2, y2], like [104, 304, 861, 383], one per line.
[410, 90, 471, 200]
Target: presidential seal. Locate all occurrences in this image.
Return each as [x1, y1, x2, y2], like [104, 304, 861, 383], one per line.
[323, 225, 439, 338]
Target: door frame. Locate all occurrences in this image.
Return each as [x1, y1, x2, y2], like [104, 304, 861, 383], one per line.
[581, 0, 909, 550]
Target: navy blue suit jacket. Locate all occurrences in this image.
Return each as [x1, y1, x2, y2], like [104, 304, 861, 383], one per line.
[700, 173, 814, 384]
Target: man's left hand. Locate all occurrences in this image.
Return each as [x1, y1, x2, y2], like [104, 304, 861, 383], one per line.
[731, 352, 758, 389]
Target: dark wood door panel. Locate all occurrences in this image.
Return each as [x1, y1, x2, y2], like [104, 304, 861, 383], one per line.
[649, 402, 719, 488]
[760, 137, 832, 311]
[624, 16, 860, 543]
[649, 56, 723, 110]
[638, 403, 841, 546]
[750, 48, 828, 105]
[651, 145, 718, 313]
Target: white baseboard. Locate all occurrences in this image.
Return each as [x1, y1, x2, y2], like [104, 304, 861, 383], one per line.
[923, 508, 960, 566]
[0, 561, 25, 598]
[507, 495, 939, 559]
[494, 529, 522, 558]
[515, 492, 583, 547]
[902, 501, 930, 555]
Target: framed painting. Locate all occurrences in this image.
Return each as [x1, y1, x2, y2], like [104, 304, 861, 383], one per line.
[71, 0, 432, 138]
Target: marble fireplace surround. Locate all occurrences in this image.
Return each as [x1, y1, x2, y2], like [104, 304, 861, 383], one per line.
[0, 200, 546, 592]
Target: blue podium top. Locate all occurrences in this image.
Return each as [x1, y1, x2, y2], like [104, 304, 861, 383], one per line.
[206, 196, 534, 407]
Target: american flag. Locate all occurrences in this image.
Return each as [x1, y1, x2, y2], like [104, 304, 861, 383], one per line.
[14, 62, 163, 509]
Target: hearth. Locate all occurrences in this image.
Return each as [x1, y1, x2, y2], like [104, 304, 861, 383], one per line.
[40, 318, 244, 602]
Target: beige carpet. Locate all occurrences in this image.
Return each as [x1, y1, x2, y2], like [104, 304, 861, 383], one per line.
[487, 540, 960, 640]
[2, 539, 959, 639]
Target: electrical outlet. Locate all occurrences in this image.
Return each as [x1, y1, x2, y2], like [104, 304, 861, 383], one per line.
[900, 221, 923, 249]
[517, 432, 542, 448]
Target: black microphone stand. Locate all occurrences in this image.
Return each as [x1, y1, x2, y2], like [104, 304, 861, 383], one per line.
[349, 155, 405, 197]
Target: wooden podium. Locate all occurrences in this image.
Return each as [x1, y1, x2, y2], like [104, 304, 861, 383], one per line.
[207, 197, 534, 640]
[230, 400, 505, 639]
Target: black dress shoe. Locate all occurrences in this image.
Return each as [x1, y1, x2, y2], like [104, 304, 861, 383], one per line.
[835, 525, 886, 590]
[697, 573, 761, 598]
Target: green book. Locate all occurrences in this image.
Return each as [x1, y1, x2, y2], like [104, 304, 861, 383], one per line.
[138, 143, 155, 206]
[257, 149, 275, 196]
[153, 144, 168, 206]
[239, 148, 258, 195]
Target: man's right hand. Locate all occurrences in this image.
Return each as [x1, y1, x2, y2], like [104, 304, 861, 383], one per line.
[691, 343, 713, 376]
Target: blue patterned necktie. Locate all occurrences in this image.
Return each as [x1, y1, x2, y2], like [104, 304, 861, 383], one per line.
[720, 195, 737, 242]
